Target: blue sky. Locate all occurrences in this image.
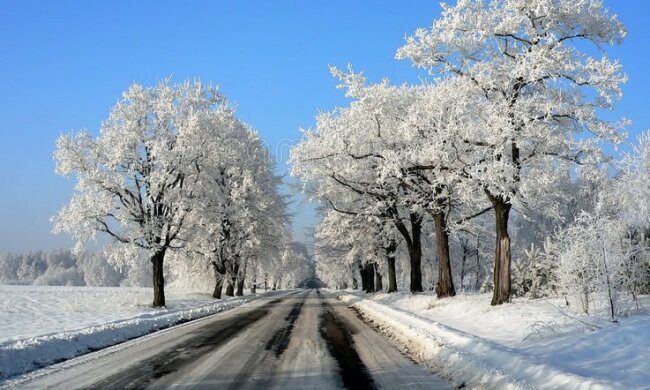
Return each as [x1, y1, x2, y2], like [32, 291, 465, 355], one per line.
[1, 1, 649, 253]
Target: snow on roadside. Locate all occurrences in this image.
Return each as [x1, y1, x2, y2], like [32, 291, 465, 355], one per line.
[336, 291, 650, 389]
[0, 285, 284, 380]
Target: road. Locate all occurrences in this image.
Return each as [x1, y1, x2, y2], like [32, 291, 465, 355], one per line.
[8, 290, 451, 389]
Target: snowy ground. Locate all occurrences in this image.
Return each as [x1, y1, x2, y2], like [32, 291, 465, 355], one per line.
[0, 285, 281, 380]
[336, 291, 650, 389]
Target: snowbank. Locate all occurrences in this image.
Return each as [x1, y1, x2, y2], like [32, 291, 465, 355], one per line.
[0, 285, 283, 380]
[336, 291, 650, 389]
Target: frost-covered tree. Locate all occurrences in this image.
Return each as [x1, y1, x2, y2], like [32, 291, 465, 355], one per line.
[16, 252, 48, 282]
[511, 240, 557, 298]
[77, 251, 123, 287]
[186, 129, 290, 298]
[398, 0, 627, 304]
[292, 70, 426, 293]
[291, 75, 429, 293]
[53, 80, 236, 307]
[597, 131, 650, 299]
[609, 131, 650, 228]
[0, 253, 21, 283]
[293, 67, 500, 296]
[33, 249, 84, 286]
[554, 212, 637, 320]
[313, 206, 397, 293]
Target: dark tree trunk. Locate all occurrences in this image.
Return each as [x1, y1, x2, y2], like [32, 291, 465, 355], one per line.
[392, 208, 423, 293]
[211, 260, 226, 299]
[434, 210, 456, 298]
[352, 274, 358, 290]
[491, 198, 512, 305]
[151, 249, 167, 307]
[374, 263, 383, 292]
[225, 279, 235, 296]
[386, 241, 398, 293]
[364, 262, 375, 293]
[359, 261, 368, 292]
[408, 213, 423, 293]
[212, 275, 223, 299]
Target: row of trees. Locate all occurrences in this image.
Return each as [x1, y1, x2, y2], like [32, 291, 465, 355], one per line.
[53, 80, 309, 307]
[291, 0, 628, 305]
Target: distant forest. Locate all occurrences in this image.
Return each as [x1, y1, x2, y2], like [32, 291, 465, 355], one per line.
[0, 250, 149, 287]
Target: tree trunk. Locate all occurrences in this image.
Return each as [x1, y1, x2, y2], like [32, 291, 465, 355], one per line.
[225, 262, 239, 297]
[460, 242, 467, 293]
[352, 274, 358, 290]
[225, 279, 235, 296]
[475, 233, 482, 291]
[434, 210, 456, 298]
[236, 261, 246, 296]
[386, 258, 397, 293]
[211, 260, 226, 299]
[409, 213, 423, 293]
[359, 261, 368, 292]
[491, 198, 512, 305]
[212, 272, 223, 299]
[364, 262, 375, 293]
[375, 263, 383, 292]
[151, 249, 167, 307]
[386, 242, 398, 293]
[392, 210, 423, 293]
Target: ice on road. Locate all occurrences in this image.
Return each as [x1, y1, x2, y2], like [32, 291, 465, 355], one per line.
[6, 290, 450, 389]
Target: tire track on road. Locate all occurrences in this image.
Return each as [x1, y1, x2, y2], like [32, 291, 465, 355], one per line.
[92, 298, 286, 389]
[265, 300, 304, 357]
[318, 291, 377, 390]
[225, 290, 309, 390]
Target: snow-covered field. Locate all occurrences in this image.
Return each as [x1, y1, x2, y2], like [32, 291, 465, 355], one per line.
[0, 285, 279, 380]
[337, 291, 650, 389]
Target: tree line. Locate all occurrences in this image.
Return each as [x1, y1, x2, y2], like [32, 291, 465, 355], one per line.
[291, 0, 631, 305]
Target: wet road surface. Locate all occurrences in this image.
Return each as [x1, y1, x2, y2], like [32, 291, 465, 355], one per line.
[10, 290, 451, 389]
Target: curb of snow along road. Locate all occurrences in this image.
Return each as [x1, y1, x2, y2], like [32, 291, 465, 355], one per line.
[339, 294, 621, 390]
[0, 291, 286, 381]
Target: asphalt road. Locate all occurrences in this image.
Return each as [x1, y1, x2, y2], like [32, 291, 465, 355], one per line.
[8, 290, 451, 389]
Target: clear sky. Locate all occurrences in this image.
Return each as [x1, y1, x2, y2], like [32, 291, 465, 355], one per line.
[1, 1, 649, 253]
